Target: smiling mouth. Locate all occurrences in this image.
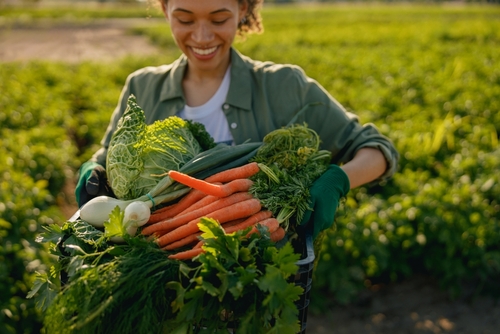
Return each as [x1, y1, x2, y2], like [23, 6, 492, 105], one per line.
[191, 46, 218, 56]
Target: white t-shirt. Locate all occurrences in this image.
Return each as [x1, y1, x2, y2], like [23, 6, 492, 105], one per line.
[177, 66, 234, 145]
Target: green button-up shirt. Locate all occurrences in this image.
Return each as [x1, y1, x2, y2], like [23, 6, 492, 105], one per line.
[92, 48, 398, 181]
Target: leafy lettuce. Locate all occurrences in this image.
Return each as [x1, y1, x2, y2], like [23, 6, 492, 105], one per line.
[106, 95, 215, 200]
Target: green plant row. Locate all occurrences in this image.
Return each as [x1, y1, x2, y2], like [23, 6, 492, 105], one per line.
[0, 58, 166, 333]
[1, 3, 499, 332]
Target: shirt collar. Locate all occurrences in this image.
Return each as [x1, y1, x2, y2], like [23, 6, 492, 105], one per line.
[226, 48, 252, 111]
[159, 48, 252, 111]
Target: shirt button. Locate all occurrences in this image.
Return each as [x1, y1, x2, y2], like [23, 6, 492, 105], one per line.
[223, 103, 230, 110]
[231, 122, 237, 129]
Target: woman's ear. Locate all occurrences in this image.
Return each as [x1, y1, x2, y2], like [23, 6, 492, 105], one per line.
[238, 0, 249, 22]
[160, 1, 169, 20]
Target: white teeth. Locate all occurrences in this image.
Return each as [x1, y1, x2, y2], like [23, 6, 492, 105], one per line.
[192, 46, 217, 55]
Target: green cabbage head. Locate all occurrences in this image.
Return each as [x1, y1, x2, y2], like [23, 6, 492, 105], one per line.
[106, 95, 213, 200]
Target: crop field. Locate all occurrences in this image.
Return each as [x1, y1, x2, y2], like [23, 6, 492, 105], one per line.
[1, 2, 499, 333]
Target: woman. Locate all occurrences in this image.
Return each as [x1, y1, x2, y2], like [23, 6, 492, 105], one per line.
[76, 0, 398, 238]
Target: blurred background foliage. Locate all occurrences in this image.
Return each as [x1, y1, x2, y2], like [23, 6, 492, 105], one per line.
[1, 1, 499, 332]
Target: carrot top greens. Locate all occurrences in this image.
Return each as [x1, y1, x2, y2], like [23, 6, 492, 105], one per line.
[250, 123, 332, 229]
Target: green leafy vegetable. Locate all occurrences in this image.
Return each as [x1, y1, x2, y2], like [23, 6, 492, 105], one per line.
[43, 244, 180, 334]
[185, 119, 217, 152]
[165, 218, 303, 333]
[30, 217, 304, 334]
[106, 95, 146, 200]
[250, 123, 332, 229]
[28, 220, 110, 314]
[26, 271, 58, 312]
[30, 219, 180, 334]
[106, 95, 216, 200]
[103, 205, 125, 238]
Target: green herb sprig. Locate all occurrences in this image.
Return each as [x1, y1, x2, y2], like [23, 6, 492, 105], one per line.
[29, 215, 304, 334]
[28, 217, 180, 334]
[250, 123, 332, 229]
[165, 218, 303, 334]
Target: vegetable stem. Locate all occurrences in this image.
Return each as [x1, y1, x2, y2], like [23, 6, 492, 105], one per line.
[74, 295, 115, 330]
[140, 187, 191, 209]
[256, 163, 280, 183]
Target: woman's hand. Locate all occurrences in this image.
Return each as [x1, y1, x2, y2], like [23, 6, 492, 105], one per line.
[300, 164, 350, 239]
[300, 148, 388, 238]
[75, 161, 115, 208]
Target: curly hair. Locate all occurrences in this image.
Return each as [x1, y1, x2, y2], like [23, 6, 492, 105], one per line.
[154, 0, 264, 37]
[237, 0, 264, 37]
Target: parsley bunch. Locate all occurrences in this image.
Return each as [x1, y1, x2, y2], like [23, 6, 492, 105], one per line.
[165, 218, 304, 334]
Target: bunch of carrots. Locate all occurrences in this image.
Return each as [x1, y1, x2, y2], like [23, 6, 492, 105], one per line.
[141, 162, 286, 260]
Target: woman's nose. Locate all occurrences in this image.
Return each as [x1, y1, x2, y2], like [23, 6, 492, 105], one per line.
[191, 22, 214, 44]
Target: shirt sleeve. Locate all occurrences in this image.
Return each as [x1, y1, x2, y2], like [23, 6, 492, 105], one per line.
[88, 61, 183, 168]
[90, 74, 132, 167]
[275, 65, 399, 182]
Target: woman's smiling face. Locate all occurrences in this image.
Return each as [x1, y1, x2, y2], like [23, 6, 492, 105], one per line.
[162, 0, 247, 74]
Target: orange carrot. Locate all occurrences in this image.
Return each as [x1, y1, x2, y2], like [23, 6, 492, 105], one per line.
[149, 202, 175, 217]
[223, 210, 273, 234]
[142, 192, 254, 236]
[153, 163, 258, 222]
[148, 182, 221, 223]
[164, 217, 250, 251]
[174, 194, 219, 218]
[168, 227, 285, 261]
[157, 198, 262, 247]
[168, 248, 204, 260]
[148, 185, 219, 223]
[163, 232, 202, 251]
[270, 227, 286, 242]
[168, 171, 253, 197]
[148, 189, 204, 223]
[204, 162, 260, 183]
[221, 217, 247, 228]
[246, 217, 280, 236]
[260, 218, 280, 234]
[186, 221, 283, 253]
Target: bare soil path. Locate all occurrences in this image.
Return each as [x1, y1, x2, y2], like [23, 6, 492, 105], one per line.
[0, 18, 163, 63]
[307, 275, 500, 334]
[3, 19, 499, 334]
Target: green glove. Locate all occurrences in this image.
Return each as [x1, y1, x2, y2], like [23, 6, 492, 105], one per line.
[75, 161, 114, 208]
[300, 164, 350, 239]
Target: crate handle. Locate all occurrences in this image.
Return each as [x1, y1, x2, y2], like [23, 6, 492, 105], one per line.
[295, 231, 315, 266]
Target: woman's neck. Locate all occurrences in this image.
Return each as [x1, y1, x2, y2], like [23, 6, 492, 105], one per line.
[185, 51, 231, 82]
[182, 61, 230, 107]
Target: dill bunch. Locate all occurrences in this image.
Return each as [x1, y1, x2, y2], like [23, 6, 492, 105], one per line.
[43, 241, 179, 334]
